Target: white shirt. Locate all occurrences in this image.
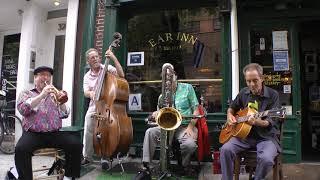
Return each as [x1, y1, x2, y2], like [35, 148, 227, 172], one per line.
[83, 64, 117, 108]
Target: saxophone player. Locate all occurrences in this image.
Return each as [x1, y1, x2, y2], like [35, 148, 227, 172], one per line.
[140, 63, 200, 176]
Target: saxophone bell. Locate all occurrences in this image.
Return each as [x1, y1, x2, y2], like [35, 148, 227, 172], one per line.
[156, 107, 182, 130]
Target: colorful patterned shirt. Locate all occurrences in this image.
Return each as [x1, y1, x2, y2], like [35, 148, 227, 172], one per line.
[17, 89, 70, 132]
[159, 83, 199, 125]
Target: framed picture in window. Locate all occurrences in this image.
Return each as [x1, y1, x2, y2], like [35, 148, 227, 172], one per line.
[127, 52, 144, 66]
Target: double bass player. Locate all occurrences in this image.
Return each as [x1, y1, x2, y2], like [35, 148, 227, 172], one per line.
[82, 48, 124, 169]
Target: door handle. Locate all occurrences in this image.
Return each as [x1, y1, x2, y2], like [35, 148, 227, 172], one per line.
[296, 111, 301, 116]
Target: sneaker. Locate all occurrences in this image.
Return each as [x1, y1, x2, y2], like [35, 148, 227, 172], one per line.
[81, 158, 91, 166]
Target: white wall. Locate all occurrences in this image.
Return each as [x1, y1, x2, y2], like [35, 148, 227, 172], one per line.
[17, 3, 69, 92]
[15, 2, 45, 142]
[17, 2, 47, 96]
[35, 17, 67, 70]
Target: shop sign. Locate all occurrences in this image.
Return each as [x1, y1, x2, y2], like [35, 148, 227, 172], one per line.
[264, 74, 282, 86]
[148, 32, 198, 51]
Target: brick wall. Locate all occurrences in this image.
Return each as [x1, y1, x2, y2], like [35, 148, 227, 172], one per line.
[94, 1, 105, 57]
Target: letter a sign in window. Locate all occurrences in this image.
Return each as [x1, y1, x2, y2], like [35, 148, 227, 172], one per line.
[129, 93, 142, 111]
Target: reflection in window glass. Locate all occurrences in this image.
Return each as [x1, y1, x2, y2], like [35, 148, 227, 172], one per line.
[127, 7, 222, 113]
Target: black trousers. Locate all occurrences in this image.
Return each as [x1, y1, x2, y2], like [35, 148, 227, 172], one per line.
[15, 131, 83, 180]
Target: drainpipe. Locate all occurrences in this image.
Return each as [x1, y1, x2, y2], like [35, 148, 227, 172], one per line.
[230, 0, 239, 100]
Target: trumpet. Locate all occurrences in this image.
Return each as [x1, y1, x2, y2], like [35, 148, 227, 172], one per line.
[44, 81, 68, 105]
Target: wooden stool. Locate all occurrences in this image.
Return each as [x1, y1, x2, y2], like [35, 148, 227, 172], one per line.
[32, 126, 83, 179]
[32, 148, 65, 180]
[233, 121, 284, 180]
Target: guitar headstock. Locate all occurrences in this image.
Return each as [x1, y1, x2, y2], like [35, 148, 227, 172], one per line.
[268, 107, 286, 118]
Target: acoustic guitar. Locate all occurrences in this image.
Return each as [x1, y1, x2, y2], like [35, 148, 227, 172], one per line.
[219, 107, 286, 144]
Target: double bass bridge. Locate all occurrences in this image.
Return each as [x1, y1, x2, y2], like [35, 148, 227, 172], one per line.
[92, 113, 110, 122]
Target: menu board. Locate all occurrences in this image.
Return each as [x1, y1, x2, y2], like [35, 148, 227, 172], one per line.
[1, 55, 18, 112]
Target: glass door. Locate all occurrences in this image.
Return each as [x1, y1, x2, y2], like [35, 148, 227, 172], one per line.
[249, 26, 301, 163]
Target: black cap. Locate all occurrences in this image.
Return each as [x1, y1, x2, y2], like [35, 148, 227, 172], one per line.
[34, 66, 53, 75]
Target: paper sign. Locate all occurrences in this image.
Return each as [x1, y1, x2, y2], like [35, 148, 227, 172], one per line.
[272, 31, 288, 50]
[260, 38, 265, 50]
[129, 93, 142, 111]
[283, 85, 291, 94]
[273, 51, 289, 71]
[127, 52, 144, 66]
[283, 105, 292, 116]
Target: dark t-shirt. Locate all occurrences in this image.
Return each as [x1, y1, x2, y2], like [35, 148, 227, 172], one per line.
[230, 85, 282, 151]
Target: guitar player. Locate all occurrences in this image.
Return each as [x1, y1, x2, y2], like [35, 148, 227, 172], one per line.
[220, 63, 282, 180]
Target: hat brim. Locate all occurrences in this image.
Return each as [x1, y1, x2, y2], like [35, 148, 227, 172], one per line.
[34, 66, 53, 75]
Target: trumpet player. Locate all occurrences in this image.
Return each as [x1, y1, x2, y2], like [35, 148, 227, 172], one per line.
[140, 63, 200, 176]
[15, 66, 82, 180]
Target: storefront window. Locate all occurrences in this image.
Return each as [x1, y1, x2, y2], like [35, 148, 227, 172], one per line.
[126, 7, 222, 113]
[250, 29, 293, 109]
[1, 34, 20, 115]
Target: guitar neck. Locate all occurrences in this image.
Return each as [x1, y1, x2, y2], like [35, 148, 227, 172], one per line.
[236, 110, 268, 123]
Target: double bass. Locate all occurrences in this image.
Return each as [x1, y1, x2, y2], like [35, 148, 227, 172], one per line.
[92, 32, 133, 158]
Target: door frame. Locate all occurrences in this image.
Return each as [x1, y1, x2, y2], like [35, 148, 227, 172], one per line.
[239, 20, 302, 163]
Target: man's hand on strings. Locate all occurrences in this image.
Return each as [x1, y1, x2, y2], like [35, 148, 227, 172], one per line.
[247, 114, 256, 126]
[227, 113, 237, 126]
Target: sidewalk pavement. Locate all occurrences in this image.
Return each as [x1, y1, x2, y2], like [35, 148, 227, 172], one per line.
[1, 151, 320, 180]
